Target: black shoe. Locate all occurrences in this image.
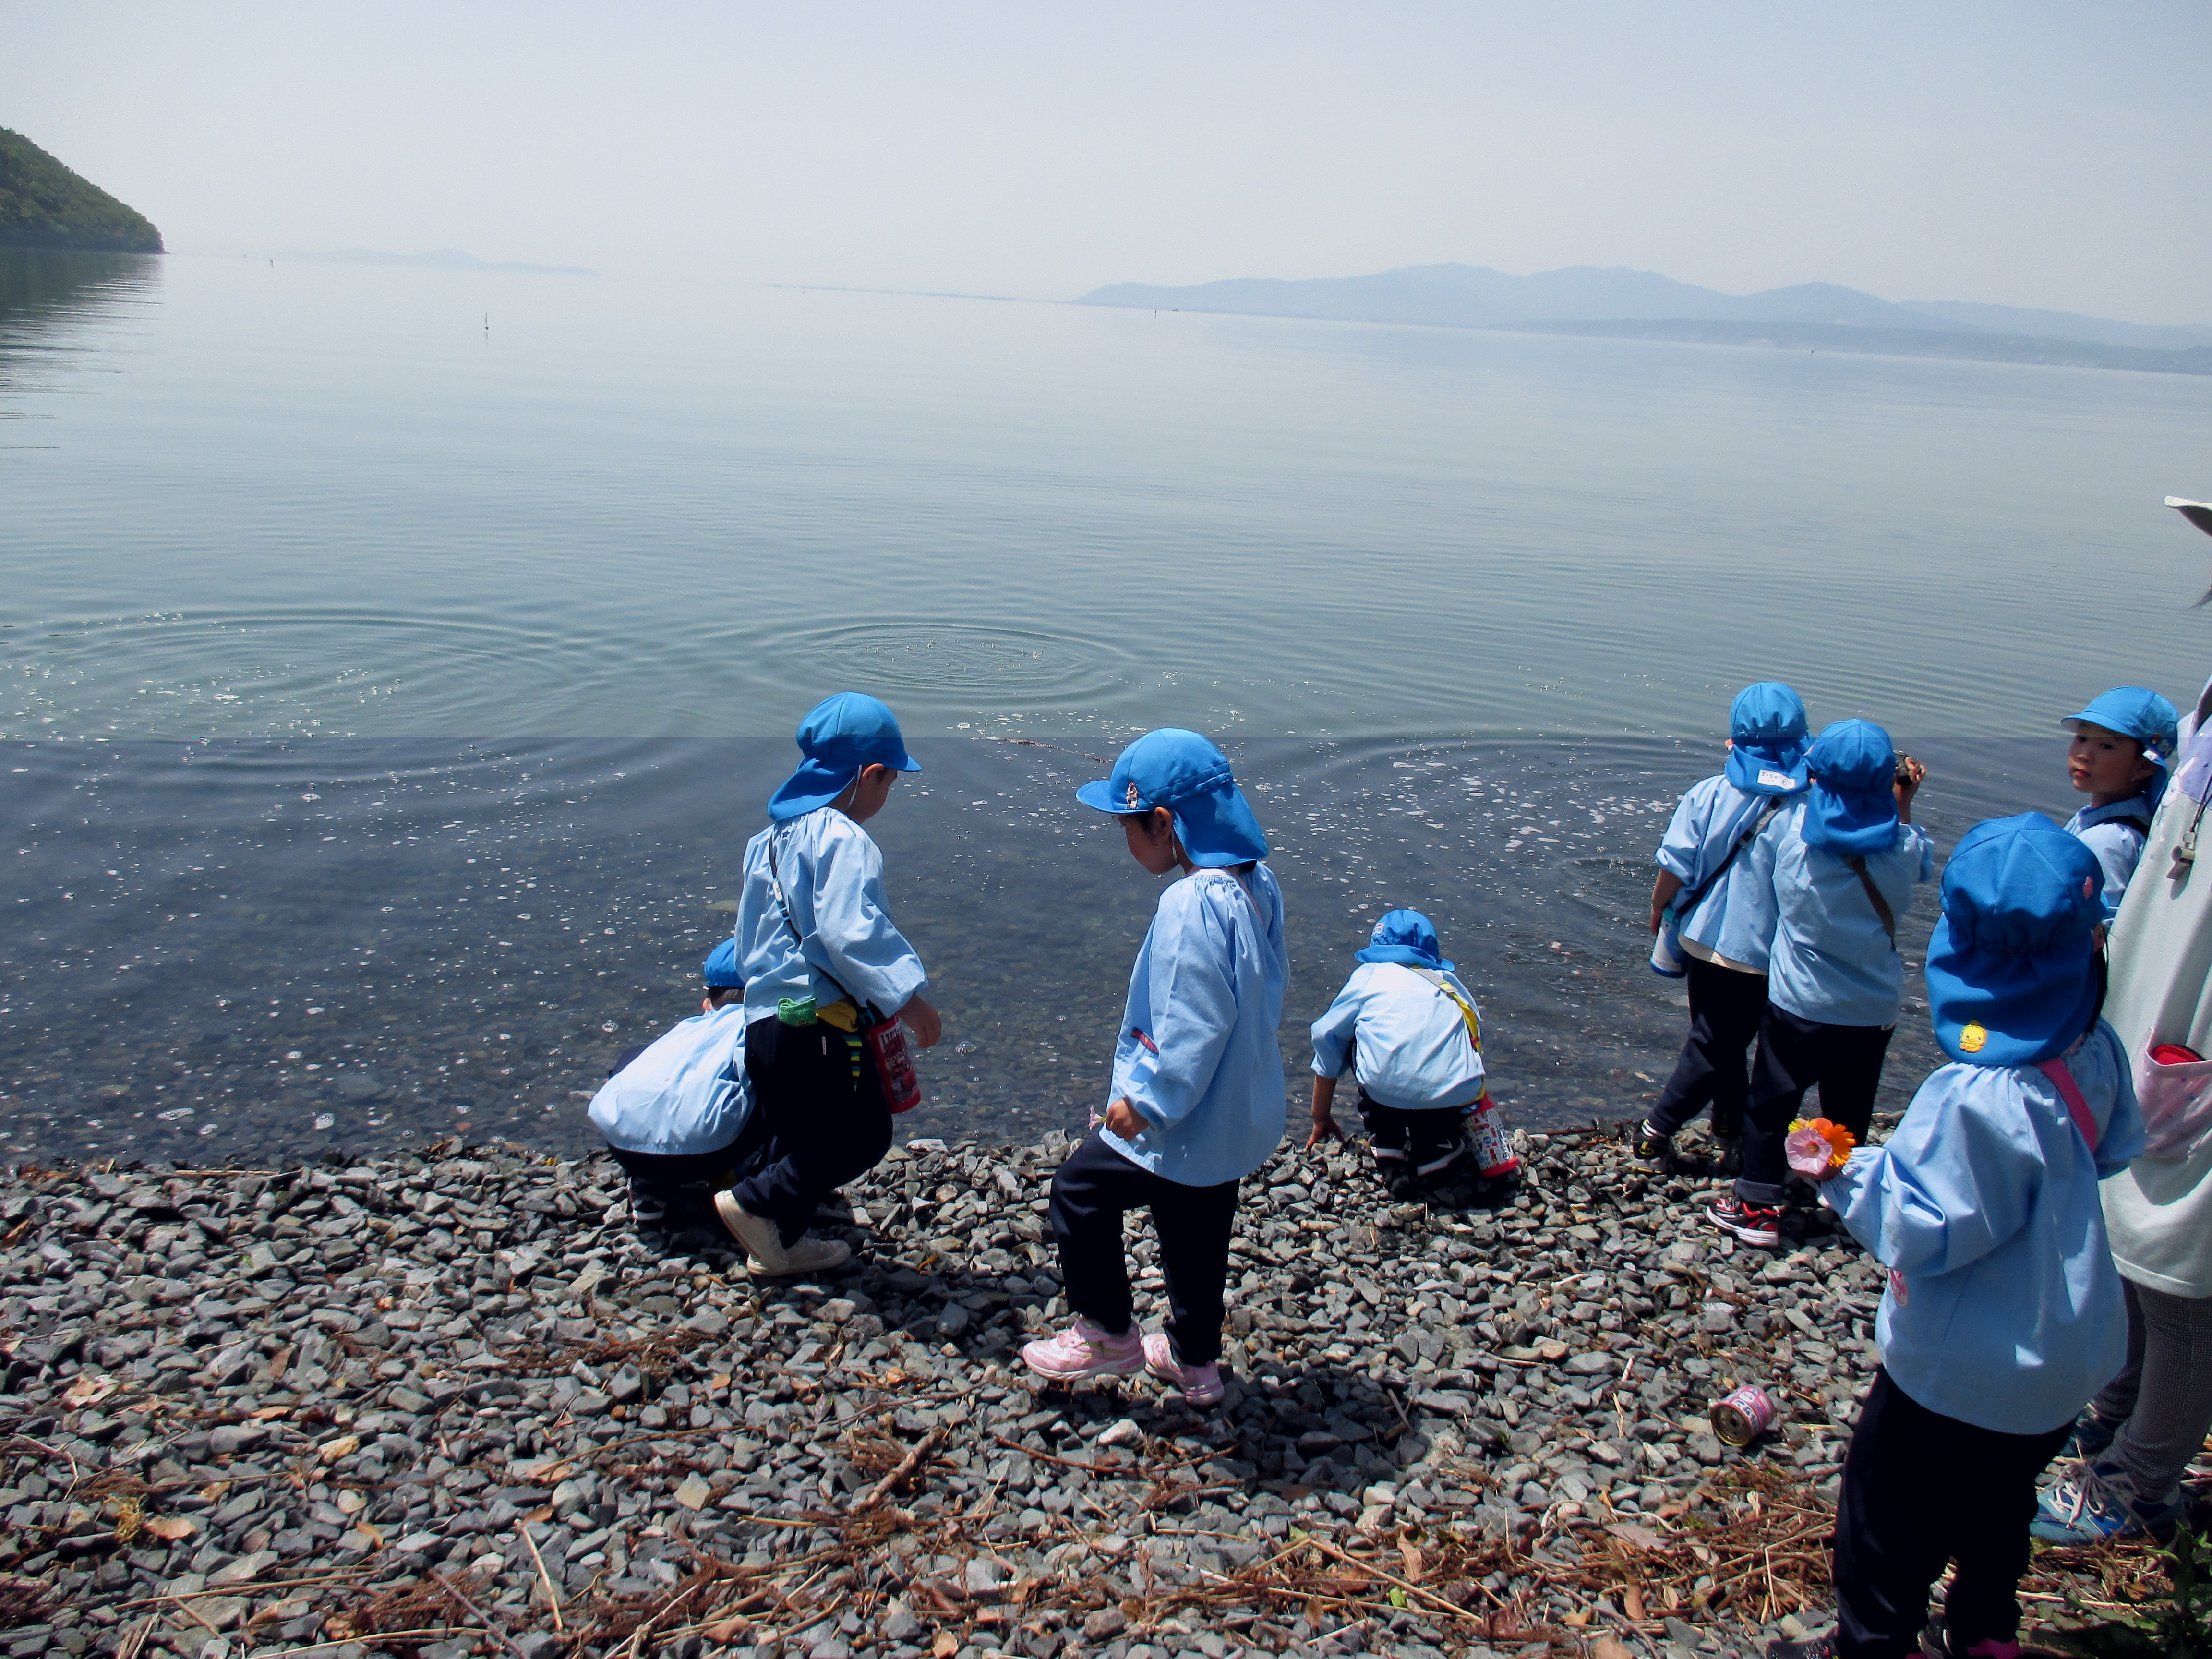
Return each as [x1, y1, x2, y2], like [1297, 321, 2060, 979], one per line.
[627, 1180, 671, 1226]
[1919, 1609, 2067, 1658]
[1713, 1136, 1744, 1177]
[1766, 1633, 1834, 1659]
[1631, 1120, 1672, 1171]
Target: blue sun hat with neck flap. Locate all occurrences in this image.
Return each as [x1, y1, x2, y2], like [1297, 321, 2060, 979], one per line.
[1801, 719, 1901, 856]
[1076, 728, 1269, 866]
[702, 938, 745, 990]
[2062, 686, 2180, 813]
[1925, 813, 2104, 1067]
[1726, 682, 1810, 796]
[768, 692, 921, 822]
[1357, 909, 1454, 973]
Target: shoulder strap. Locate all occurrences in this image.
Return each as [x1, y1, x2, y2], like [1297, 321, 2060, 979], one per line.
[1407, 966, 1482, 1052]
[1844, 854, 1899, 947]
[1673, 795, 1786, 918]
[2034, 1056, 2101, 1152]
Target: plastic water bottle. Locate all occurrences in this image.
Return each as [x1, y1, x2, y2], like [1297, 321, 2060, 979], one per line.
[1468, 1100, 1519, 1179]
[1648, 919, 1688, 978]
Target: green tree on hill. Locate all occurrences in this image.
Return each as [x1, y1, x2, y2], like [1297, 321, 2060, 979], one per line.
[0, 127, 162, 253]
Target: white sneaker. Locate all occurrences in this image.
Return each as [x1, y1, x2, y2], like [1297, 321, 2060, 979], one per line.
[714, 1191, 852, 1277]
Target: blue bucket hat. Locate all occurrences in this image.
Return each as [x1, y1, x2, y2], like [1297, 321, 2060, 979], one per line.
[1925, 813, 2104, 1067]
[1801, 719, 1900, 856]
[767, 692, 921, 822]
[1356, 908, 1454, 973]
[1075, 728, 1269, 866]
[2062, 686, 2180, 814]
[1725, 682, 1809, 796]
[702, 938, 745, 989]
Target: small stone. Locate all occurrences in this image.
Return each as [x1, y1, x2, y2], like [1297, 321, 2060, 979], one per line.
[683, 1306, 730, 1336]
[673, 1473, 713, 1511]
[207, 1423, 269, 1457]
[962, 1558, 1004, 1596]
[1084, 1607, 1129, 1640]
[1097, 1419, 1143, 1449]
[882, 1604, 924, 1641]
[514, 1636, 565, 1659]
[569, 1389, 612, 1417]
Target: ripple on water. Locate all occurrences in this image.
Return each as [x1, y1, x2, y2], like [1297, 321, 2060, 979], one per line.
[727, 619, 1139, 708]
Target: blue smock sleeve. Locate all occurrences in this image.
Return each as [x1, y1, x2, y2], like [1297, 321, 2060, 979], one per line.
[1654, 782, 1713, 883]
[1118, 882, 1238, 1130]
[1823, 1069, 2036, 1278]
[806, 822, 929, 1015]
[1310, 975, 1364, 1079]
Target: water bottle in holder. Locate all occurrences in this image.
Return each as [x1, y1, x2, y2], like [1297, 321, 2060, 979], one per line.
[1467, 1098, 1519, 1179]
[1648, 917, 1688, 978]
[861, 1003, 923, 1115]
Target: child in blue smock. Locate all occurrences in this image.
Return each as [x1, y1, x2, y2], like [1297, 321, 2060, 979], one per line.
[718, 693, 944, 1279]
[1767, 815, 2144, 1659]
[588, 939, 767, 1235]
[1022, 729, 1288, 1407]
[1711, 720, 1933, 1249]
[1307, 908, 1508, 1199]
[1637, 682, 1809, 1172]
[2059, 686, 2178, 919]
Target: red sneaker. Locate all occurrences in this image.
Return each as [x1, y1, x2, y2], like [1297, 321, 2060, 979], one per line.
[1706, 1193, 1781, 1248]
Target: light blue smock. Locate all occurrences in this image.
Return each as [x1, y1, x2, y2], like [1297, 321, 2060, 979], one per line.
[588, 1004, 753, 1157]
[734, 808, 928, 1022]
[2066, 798, 2153, 921]
[1309, 962, 1486, 1110]
[1764, 802, 1935, 1027]
[1655, 775, 1787, 972]
[1822, 1021, 2146, 1434]
[1104, 865, 1290, 1187]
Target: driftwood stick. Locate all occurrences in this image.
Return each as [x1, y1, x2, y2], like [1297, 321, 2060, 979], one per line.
[853, 1426, 946, 1512]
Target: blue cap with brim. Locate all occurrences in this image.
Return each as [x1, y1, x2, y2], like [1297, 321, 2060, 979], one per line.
[1925, 813, 2104, 1067]
[1801, 719, 1900, 856]
[2062, 686, 2180, 815]
[1075, 728, 1269, 866]
[768, 692, 922, 822]
[703, 938, 745, 989]
[1725, 681, 1809, 796]
[1356, 908, 1454, 973]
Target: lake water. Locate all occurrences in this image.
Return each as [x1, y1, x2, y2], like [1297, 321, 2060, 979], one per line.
[6, 248, 2212, 1167]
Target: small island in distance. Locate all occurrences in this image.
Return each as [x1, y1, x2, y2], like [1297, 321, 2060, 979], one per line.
[0, 127, 162, 254]
[1080, 263, 2212, 377]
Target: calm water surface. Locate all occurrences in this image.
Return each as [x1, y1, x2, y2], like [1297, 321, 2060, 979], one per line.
[5, 250, 2210, 1165]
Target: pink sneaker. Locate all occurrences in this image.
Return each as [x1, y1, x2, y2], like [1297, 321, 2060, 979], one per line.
[1022, 1318, 1143, 1382]
[1142, 1331, 1224, 1406]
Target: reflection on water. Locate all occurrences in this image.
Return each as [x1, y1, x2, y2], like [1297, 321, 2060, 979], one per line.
[0, 249, 161, 406]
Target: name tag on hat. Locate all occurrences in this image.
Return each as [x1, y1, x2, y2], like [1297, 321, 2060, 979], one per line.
[1758, 769, 1796, 790]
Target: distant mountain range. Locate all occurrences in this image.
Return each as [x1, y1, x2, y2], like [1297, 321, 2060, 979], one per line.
[1078, 264, 2212, 375]
[0, 128, 162, 254]
[279, 248, 596, 277]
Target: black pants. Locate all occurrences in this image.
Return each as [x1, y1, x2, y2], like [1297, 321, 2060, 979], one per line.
[605, 1132, 769, 1201]
[1358, 1094, 1472, 1175]
[1737, 1004, 1893, 1204]
[730, 1015, 891, 1245]
[1832, 1370, 2072, 1658]
[1047, 1129, 1240, 1367]
[1647, 957, 1768, 1139]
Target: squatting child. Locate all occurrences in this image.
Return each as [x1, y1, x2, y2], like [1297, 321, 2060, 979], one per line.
[719, 692, 943, 1278]
[1022, 728, 1289, 1407]
[1769, 814, 2144, 1659]
[2060, 686, 2178, 918]
[1306, 907, 1515, 1199]
[1712, 719, 1933, 1249]
[588, 938, 767, 1235]
[1638, 681, 1810, 1173]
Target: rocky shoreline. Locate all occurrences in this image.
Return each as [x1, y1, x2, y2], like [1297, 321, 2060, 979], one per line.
[0, 1122, 2169, 1659]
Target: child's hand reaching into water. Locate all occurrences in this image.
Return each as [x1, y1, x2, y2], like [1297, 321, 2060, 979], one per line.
[1104, 1098, 1146, 1139]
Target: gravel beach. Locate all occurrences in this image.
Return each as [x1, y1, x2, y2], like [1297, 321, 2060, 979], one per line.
[0, 1121, 2167, 1659]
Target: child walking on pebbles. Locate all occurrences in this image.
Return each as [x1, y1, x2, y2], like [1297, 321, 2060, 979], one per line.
[1306, 907, 1517, 1199]
[1023, 729, 1288, 1407]
[1770, 815, 2143, 1659]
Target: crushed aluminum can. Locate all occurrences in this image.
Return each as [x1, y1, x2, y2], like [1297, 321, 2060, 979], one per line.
[1710, 1383, 1778, 1447]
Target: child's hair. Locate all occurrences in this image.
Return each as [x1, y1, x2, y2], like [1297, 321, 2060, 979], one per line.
[1117, 810, 1256, 874]
[705, 985, 744, 1009]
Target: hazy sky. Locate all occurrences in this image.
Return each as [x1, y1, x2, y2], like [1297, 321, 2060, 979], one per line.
[7, 2, 2208, 321]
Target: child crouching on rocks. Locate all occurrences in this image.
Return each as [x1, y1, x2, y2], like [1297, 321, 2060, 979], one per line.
[1770, 815, 2143, 1659]
[587, 939, 768, 1235]
[1022, 729, 1289, 1407]
[1306, 908, 1517, 1201]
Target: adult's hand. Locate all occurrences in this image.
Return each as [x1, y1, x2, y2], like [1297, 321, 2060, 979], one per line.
[1104, 1097, 1146, 1140]
[899, 995, 943, 1050]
